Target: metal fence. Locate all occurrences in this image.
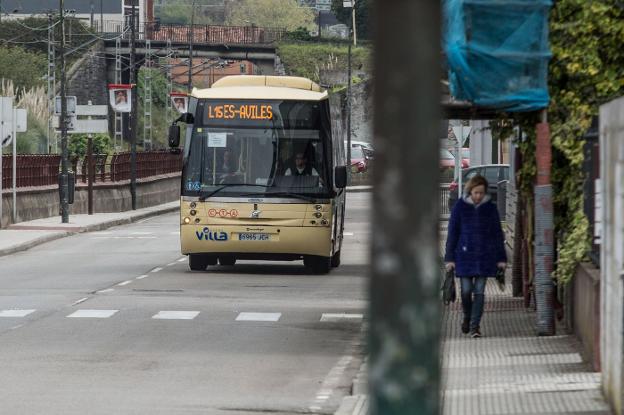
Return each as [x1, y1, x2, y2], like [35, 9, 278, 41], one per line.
[582, 118, 600, 267]
[440, 183, 451, 216]
[93, 20, 286, 44]
[1, 151, 182, 189]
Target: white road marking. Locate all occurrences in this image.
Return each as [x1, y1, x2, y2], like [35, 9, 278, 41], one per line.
[344, 232, 355, 236]
[0, 309, 36, 317]
[96, 231, 113, 235]
[10, 324, 24, 330]
[151, 267, 163, 273]
[308, 355, 353, 412]
[130, 232, 153, 235]
[166, 262, 176, 267]
[136, 236, 157, 239]
[67, 309, 118, 318]
[152, 311, 200, 320]
[117, 280, 133, 286]
[235, 312, 281, 322]
[320, 313, 364, 322]
[97, 289, 114, 294]
[177, 257, 187, 262]
[136, 275, 149, 280]
[71, 297, 89, 306]
[171, 231, 181, 235]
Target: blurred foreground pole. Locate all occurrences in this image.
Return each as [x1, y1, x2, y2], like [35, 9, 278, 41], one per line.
[369, 0, 441, 414]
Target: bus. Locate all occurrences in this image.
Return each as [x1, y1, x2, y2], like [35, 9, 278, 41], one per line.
[168, 75, 347, 274]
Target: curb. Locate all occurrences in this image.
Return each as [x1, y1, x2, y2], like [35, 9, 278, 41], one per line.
[346, 186, 372, 193]
[0, 232, 73, 258]
[334, 394, 368, 415]
[0, 204, 179, 258]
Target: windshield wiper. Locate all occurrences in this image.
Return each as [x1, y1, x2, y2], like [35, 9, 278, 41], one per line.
[198, 184, 272, 201]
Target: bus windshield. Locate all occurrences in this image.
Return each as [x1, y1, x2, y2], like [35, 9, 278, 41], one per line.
[182, 99, 331, 198]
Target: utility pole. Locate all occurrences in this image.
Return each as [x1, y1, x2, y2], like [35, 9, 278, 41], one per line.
[370, 1, 441, 414]
[352, 0, 357, 46]
[59, 0, 69, 223]
[187, 0, 196, 93]
[129, 0, 137, 210]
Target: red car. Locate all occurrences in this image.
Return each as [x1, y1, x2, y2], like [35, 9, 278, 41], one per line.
[351, 146, 369, 173]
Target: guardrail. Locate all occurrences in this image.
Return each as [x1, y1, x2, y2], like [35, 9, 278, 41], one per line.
[93, 20, 286, 44]
[1, 151, 182, 189]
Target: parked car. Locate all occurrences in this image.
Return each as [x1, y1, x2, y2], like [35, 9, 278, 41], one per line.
[346, 140, 374, 159]
[448, 164, 510, 209]
[350, 145, 370, 173]
[440, 148, 468, 182]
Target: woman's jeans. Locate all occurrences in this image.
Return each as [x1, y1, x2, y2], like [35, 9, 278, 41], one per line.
[460, 276, 487, 330]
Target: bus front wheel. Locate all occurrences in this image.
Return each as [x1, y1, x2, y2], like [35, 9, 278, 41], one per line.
[189, 254, 217, 271]
[304, 256, 331, 275]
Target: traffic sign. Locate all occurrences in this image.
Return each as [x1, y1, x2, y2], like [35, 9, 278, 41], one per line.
[452, 125, 472, 146]
[0, 97, 14, 147]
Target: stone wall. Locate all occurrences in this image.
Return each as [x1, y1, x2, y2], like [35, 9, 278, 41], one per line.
[1, 174, 181, 228]
[66, 41, 109, 106]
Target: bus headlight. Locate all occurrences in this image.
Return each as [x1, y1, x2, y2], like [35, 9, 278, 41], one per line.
[183, 217, 191, 224]
[315, 204, 322, 211]
[321, 219, 329, 226]
[190, 210, 197, 216]
[190, 202, 197, 209]
[314, 212, 322, 219]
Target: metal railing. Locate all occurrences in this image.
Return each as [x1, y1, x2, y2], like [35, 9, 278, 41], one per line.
[2, 151, 182, 189]
[439, 183, 451, 216]
[93, 20, 286, 45]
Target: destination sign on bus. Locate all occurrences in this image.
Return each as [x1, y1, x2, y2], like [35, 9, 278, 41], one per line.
[206, 104, 273, 121]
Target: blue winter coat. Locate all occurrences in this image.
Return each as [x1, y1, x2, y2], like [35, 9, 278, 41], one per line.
[444, 196, 507, 278]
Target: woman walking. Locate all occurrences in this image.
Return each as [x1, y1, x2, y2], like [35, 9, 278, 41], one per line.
[444, 175, 507, 338]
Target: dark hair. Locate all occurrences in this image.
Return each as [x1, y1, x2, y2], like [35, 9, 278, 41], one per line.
[464, 175, 488, 196]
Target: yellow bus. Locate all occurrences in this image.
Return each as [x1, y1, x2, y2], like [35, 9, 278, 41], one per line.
[168, 75, 347, 274]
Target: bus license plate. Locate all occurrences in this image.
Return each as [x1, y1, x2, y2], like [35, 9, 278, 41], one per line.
[239, 233, 270, 241]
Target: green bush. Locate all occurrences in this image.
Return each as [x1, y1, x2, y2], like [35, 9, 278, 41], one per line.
[68, 134, 113, 158]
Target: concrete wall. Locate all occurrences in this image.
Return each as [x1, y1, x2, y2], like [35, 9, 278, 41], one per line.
[599, 96, 624, 414]
[572, 262, 601, 372]
[1, 174, 180, 228]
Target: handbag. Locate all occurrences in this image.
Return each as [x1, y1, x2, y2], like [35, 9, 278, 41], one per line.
[441, 269, 456, 305]
[495, 268, 505, 291]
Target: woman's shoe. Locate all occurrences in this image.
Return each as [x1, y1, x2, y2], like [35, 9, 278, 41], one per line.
[461, 318, 470, 334]
[470, 328, 482, 338]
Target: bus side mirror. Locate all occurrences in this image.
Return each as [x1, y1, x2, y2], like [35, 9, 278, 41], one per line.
[168, 125, 180, 148]
[335, 165, 347, 188]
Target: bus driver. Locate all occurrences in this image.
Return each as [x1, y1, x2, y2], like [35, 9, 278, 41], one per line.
[284, 152, 319, 177]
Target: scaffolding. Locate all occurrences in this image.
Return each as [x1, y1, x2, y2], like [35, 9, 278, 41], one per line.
[114, 37, 123, 151]
[143, 40, 153, 150]
[47, 16, 57, 154]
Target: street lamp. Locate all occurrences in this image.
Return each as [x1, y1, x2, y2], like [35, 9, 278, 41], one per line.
[187, 0, 197, 93]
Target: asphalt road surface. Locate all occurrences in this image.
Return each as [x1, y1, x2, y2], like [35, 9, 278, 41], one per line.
[0, 193, 369, 415]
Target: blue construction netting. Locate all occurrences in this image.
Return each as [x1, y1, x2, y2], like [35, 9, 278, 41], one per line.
[444, 0, 552, 112]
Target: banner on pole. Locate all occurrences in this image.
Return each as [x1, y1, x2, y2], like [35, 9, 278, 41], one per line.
[108, 84, 133, 113]
[170, 92, 188, 114]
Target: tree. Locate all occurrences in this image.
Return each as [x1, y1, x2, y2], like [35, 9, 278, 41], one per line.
[0, 46, 47, 91]
[226, 0, 315, 31]
[330, 0, 371, 40]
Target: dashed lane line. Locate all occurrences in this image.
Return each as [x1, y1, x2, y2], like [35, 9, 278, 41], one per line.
[152, 311, 200, 320]
[136, 275, 149, 280]
[97, 288, 115, 294]
[67, 310, 119, 318]
[0, 309, 36, 317]
[235, 312, 281, 322]
[71, 297, 89, 306]
[150, 267, 163, 273]
[117, 280, 133, 286]
[320, 313, 364, 322]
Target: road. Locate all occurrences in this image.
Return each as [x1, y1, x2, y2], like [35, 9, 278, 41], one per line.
[0, 193, 370, 414]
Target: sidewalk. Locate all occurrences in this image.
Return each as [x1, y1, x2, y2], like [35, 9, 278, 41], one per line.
[336, 226, 611, 415]
[0, 202, 178, 257]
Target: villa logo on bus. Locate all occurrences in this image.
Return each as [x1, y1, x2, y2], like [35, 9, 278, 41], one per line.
[195, 227, 228, 242]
